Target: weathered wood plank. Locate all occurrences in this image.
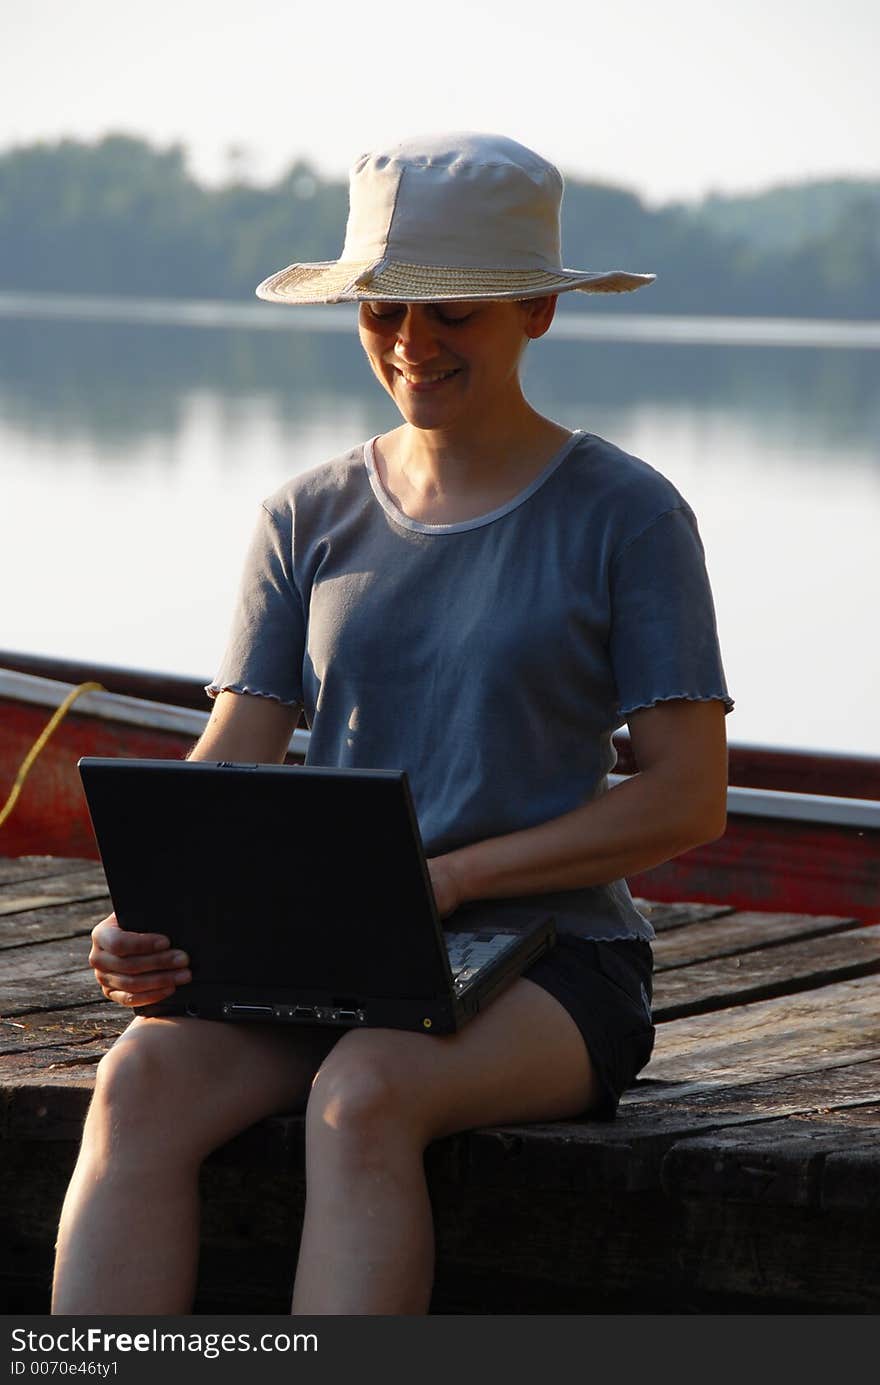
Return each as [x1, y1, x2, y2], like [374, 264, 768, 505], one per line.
[0, 857, 96, 886]
[641, 973, 880, 1092]
[0, 1003, 123, 1054]
[652, 922, 880, 1019]
[623, 1055, 880, 1126]
[0, 898, 108, 950]
[458, 1109, 880, 1216]
[0, 1005, 126, 1064]
[0, 930, 99, 1014]
[633, 899, 734, 933]
[659, 1107, 880, 1206]
[0, 867, 109, 916]
[653, 910, 859, 969]
[0, 1047, 105, 1083]
[0, 976, 98, 1017]
[823, 1147, 880, 1211]
[455, 1064, 880, 1194]
[0, 1080, 97, 1146]
[668, 1202, 880, 1311]
[0, 935, 95, 984]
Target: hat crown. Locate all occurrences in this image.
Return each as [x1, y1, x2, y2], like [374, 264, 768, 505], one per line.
[340, 132, 564, 272]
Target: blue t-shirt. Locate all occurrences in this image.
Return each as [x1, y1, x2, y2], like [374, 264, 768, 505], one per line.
[208, 430, 734, 941]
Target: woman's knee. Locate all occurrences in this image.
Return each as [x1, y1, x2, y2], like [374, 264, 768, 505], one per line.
[89, 1020, 208, 1156]
[305, 1032, 419, 1155]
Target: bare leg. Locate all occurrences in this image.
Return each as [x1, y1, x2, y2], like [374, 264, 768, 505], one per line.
[52, 1016, 337, 1315]
[295, 1074, 436, 1314]
[291, 978, 600, 1314]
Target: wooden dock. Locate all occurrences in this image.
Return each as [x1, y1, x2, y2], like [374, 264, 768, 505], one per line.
[2, 853, 879, 1315]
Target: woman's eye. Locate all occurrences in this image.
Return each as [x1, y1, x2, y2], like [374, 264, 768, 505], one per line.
[363, 302, 472, 326]
[366, 303, 401, 321]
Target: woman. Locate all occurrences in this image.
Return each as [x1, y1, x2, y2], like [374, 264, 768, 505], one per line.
[52, 132, 733, 1315]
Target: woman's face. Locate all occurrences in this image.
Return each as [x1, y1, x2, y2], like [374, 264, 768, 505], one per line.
[357, 297, 556, 433]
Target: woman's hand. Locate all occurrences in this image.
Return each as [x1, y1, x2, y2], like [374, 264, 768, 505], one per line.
[89, 913, 191, 1009]
[426, 855, 465, 920]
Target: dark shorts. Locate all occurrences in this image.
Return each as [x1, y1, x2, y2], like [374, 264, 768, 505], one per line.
[523, 935, 655, 1120]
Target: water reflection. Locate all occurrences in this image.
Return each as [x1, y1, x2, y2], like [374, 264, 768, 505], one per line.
[0, 316, 384, 458]
[1, 314, 878, 464]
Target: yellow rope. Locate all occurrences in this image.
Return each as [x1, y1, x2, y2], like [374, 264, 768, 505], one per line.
[0, 681, 105, 830]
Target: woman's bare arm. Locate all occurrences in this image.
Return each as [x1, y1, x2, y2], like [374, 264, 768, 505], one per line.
[429, 698, 728, 915]
[187, 689, 302, 764]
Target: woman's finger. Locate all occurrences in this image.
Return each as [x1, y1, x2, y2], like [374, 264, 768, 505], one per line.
[95, 967, 191, 994]
[102, 985, 178, 1009]
[89, 944, 188, 976]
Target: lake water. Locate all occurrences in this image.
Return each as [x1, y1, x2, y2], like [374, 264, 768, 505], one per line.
[2, 293, 878, 757]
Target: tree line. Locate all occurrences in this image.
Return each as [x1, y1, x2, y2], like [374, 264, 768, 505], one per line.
[1, 134, 878, 318]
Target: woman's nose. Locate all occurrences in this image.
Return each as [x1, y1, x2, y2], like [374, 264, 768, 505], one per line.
[392, 309, 437, 362]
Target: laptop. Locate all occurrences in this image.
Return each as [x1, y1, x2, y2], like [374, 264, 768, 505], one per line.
[77, 757, 556, 1035]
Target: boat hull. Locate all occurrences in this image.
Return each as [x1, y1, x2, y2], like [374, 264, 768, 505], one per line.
[1, 699, 195, 858]
[627, 815, 879, 922]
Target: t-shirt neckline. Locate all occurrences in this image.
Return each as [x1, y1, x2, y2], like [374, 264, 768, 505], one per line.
[363, 430, 586, 535]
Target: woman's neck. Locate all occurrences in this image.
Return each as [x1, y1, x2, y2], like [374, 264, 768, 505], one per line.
[375, 409, 574, 524]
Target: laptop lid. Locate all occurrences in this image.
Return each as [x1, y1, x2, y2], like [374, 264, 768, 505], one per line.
[77, 758, 555, 1032]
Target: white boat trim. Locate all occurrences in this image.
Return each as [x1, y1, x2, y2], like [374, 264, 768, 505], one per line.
[603, 776, 880, 829]
[0, 668, 313, 756]
[726, 782, 880, 829]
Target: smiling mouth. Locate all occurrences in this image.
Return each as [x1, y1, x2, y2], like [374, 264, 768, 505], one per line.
[394, 367, 461, 387]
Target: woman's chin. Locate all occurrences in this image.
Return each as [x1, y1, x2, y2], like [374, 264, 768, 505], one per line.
[396, 396, 465, 430]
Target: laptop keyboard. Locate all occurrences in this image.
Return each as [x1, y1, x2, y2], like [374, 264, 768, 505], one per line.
[445, 931, 518, 990]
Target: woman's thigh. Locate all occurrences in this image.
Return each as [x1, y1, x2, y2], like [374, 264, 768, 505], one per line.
[311, 977, 600, 1146]
[95, 1013, 341, 1159]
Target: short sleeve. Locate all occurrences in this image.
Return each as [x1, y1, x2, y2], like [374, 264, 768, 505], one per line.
[609, 505, 734, 719]
[205, 503, 305, 706]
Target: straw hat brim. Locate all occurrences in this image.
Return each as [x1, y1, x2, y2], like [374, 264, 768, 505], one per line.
[255, 259, 655, 305]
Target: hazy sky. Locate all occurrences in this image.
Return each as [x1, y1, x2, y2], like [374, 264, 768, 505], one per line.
[4, 0, 877, 204]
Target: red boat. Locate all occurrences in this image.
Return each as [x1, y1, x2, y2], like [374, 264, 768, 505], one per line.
[1, 648, 878, 923]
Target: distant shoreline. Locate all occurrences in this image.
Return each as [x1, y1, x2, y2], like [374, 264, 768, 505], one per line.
[2, 291, 880, 350]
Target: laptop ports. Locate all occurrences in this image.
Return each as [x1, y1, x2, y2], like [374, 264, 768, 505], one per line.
[222, 1003, 275, 1018]
[328, 997, 366, 1024]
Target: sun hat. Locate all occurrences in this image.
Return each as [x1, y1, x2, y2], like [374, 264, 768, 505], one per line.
[255, 132, 655, 305]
